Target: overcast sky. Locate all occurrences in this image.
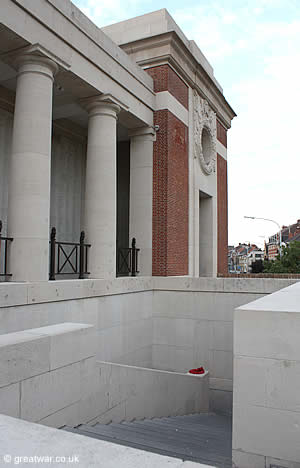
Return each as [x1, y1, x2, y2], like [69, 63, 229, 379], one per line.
[73, 0, 300, 248]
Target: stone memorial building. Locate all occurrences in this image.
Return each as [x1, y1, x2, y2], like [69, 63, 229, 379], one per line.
[1, 5, 300, 468]
[0, 2, 235, 283]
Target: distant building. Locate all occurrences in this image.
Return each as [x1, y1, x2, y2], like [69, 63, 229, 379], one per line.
[228, 243, 263, 273]
[265, 219, 300, 261]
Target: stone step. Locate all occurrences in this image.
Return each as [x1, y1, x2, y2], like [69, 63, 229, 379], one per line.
[64, 412, 232, 468]
[113, 421, 227, 449]
[150, 413, 231, 429]
[65, 426, 216, 465]
[118, 421, 231, 452]
[132, 417, 231, 438]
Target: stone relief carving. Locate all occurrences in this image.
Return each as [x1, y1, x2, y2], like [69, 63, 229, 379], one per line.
[193, 91, 217, 175]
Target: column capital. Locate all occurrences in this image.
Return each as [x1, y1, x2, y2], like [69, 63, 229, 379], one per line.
[129, 126, 157, 141]
[3, 44, 67, 80]
[80, 94, 128, 119]
[2, 44, 70, 76]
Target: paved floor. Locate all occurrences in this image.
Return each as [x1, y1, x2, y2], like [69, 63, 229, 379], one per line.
[65, 413, 232, 467]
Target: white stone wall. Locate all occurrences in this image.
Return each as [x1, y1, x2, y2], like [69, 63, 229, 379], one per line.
[0, 323, 96, 428]
[91, 361, 209, 424]
[0, 277, 297, 415]
[188, 89, 218, 277]
[50, 130, 86, 243]
[0, 288, 153, 369]
[152, 277, 298, 413]
[152, 289, 262, 414]
[233, 282, 300, 468]
[0, 108, 13, 236]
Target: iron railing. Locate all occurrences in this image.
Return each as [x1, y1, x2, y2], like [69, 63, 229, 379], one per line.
[117, 237, 139, 277]
[49, 227, 91, 280]
[0, 220, 13, 277]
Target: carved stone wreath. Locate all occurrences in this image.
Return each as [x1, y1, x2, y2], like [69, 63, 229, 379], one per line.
[193, 91, 217, 175]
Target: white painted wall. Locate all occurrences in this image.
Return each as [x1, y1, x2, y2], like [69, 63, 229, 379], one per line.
[233, 282, 300, 468]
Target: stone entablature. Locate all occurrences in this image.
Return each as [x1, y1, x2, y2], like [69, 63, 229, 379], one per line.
[102, 9, 236, 129]
[1, 0, 155, 127]
[118, 31, 235, 129]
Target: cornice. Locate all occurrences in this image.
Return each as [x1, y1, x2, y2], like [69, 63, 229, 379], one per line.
[1, 43, 71, 74]
[121, 32, 236, 129]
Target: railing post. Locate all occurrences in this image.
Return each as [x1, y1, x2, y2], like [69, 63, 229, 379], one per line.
[49, 227, 56, 281]
[79, 231, 85, 279]
[131, 237, 136, 277]
[0, 221, 2, 273]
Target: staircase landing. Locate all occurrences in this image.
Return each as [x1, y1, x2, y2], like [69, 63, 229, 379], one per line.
[65, 413, 232, 467]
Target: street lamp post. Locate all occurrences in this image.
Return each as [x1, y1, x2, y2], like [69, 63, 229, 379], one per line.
[244, 216, 282, 258]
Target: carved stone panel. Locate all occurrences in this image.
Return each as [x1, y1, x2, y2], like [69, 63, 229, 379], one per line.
[193, 91, 217, 175]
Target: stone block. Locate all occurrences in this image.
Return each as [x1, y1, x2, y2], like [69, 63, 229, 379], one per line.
[153, 317, 175, 345]
[193, 320, 211, 368]
[91, 401, 126, 425]
[210, 389, 232, 415]
[97, 296, 123, 329]
[209, 377, 233, 392]
[233, 356, 268, 407]
[38, 402, 80, 428]
[0, 382, 20, 418]
[0, 282, 28, 308]
[211, 320, 233, 351]
[97, 325, 123, 362]
[0, 331, 50, 387]
[209, 349, 233, 380]
[266, 456, 300, 468]
[28, 279, 84, 304]
[235, 309, 300, 361]
[0, 303, 50, 335]
[233, 404, 300, 462]
[27, 322, 96, 370]
[20, 362, 81, 422]
[232, 449, 266, 468]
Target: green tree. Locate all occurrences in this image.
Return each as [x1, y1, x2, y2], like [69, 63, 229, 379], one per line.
[264, 241, 300, 273]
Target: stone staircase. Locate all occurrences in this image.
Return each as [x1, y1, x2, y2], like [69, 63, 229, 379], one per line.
[65, 413, 232, 467]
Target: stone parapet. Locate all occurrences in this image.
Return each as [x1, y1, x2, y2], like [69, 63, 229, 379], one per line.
[0, 323, 96, 427]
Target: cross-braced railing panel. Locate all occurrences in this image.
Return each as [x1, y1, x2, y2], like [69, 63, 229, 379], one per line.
[49, 228, 91, 280]
[0, 220, 13, 278]
[117, 238, 139, 277]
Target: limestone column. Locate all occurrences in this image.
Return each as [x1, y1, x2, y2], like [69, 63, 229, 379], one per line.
[84, 97, 120, 279]
[129, 127, 155, 276]
[8, 53, 58, 282]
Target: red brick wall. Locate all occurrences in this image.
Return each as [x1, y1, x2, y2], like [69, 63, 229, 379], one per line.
[146, 64, 188, 109]
[217, 154, 228, 274]
[217, 120, 227, 148]
[152, 110, 189, 276]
